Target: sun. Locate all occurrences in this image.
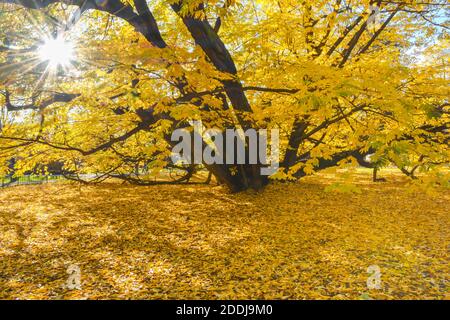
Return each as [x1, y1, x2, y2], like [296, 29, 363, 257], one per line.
[38, 36, 75, 68]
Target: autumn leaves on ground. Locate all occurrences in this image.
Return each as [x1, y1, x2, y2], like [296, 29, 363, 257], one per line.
[0, 172, 448, 300]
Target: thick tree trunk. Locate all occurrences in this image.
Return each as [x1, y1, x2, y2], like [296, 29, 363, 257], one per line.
[203, 131, 269, 192]
[206, 163, 267, 192]
[282, 119, 308, 169]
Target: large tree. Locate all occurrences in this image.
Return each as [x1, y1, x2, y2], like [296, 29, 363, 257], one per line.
[0, 0, 448, 192]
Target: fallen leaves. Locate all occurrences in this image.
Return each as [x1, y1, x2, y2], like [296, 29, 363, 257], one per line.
[0, 172, 448, 299]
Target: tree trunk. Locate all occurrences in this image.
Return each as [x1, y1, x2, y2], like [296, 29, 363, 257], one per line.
[282, 120, 308, 169]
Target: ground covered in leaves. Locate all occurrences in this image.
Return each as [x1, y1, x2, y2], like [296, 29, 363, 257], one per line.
[0, 173, 448, 299]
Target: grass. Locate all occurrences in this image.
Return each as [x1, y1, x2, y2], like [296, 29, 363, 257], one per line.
[0, 171, 448, 299]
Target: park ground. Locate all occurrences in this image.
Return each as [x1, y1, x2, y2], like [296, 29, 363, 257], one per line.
[0, 170, 448, 299]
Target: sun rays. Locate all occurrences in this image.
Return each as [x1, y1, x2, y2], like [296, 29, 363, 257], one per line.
[0, 5, 82, 88]
[38, 36, 75, 69]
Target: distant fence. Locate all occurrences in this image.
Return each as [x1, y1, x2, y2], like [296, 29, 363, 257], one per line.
[0, 175, 66, 188]
[0, 169, 205, 188]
